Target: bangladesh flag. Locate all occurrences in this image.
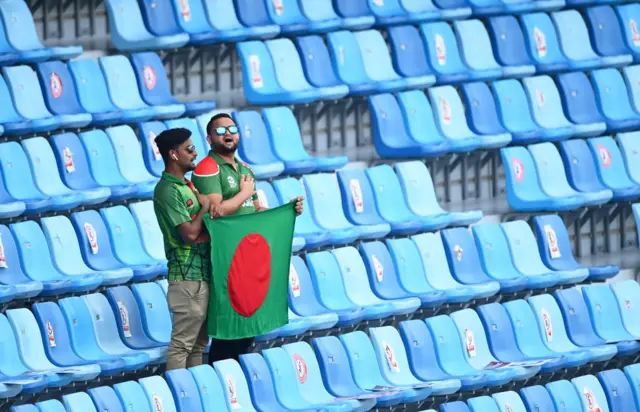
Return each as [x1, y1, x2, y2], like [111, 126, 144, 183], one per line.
[204, 202, 295, 340]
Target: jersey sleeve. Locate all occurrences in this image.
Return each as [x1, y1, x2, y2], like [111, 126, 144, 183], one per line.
[154, 184, 192, 228]
[192, 156, 222, 196]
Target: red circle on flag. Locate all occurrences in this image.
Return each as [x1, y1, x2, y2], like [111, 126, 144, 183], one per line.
[228, 233, 271, 317]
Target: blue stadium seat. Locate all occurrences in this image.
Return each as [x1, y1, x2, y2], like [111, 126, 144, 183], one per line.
[460, 82, 511, 141]
[400, 320, 485, 391]
[441, 402, 471, 412]
[441, 227, 512, 292]
[556, 72, 609, 137]
[41, 215, 133, 286]
[238, 352, 292, 411]
[0, 142, 55, 214]
[429, 0, 473, 19]
[88, 387, 125, 412]
[546, 380, 584, 411]
[368, 93, 449, 158]
[553, 288, 619, 361]
[494, 392, 528, 412]
[472, 223, 554, 290]
[139, 376, 178, 411]
[104, 0, 189, 51]
[137, 121, 166, 178]
[610, 280, 640, 338]
[112, 381, 151, 411]
[587, 136, 640, 200]
[131, 283, 171, 345]
[295, 35, 346, 89]
[324, 31, 379, 95]
[429, 86, 511, 149]
[616, 4, 640, 62]
[520, 386, 555, 412]
[571, 375, 610, 412]
[165, 117, 209, 167]
[371, 0, 439, 25]
[420, 22, 469, 84]
[412, 232, 495, 301]
[262, 106, 347, 173]
[623, 66, 640, 117]
[625, 364, 640, 410]
[332, 246, 420, 318]
[520, 13, 570, 73]
[10, 406, 38, 412]
[388, 26, 436, 82]
[130, 52, 216, 117]
[453, 20, 504, 81]
[0, 177, 24, 219]
[332, 0, 375, 30]
[100, 55, 184, 120]
[0, 0, 82, 61]
[298, 0, 343, 33]
[467, 396, 501, 412]
[187, 364, 229, 411]
[67, 59, 141, 125]
[262, 0, 310, 35]
[165, 369, 205, 412]
[598, 369, 635, 412]
[533, 215, 618, 281]
[34, 61, 92, 128]
[211, 0, 280, 40]
[491, 79, 544, 144]
[521, 76, 577, 139]
[552, 11, 611, 70]
[488, 18, 536, 77]
[591, 68, 640, 132]
[32, 301, 125, 377]
[162, 0, 218, 45]
[129, 201, 168, 266]
[586, 6, 633, 66]
[0, 225, 53, 297]
[63, 392, 98, 412]
[232, 110, 288, 174]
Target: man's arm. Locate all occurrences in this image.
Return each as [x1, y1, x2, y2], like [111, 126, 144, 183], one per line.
[207, 174, 255, 216]
[155, 186, 209, 244]
[176, 195, 210, 244]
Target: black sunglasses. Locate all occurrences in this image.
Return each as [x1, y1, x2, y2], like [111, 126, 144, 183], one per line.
[215, 126, 239, 136]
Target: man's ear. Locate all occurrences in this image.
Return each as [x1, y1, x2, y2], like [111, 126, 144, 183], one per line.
[206, 135, 213, 145]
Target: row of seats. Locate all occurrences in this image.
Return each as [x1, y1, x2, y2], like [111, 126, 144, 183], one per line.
[0, 0, 83, 66]
[237, 7, 640, 105]
[501, 135, 640, 211]
[9, 278, 640, 408]
[0, 201, 166, 302]
[0, 52, 215, 137]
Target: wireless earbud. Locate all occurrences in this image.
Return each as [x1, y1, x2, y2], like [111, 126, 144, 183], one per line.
[172, 154, 178, 160]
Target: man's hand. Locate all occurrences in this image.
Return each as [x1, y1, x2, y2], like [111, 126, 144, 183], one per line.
[209, 203, 224, 219]
[239, 174, 255, 198]
[197, 193, 210, 211]
[290, 196, 304, 216]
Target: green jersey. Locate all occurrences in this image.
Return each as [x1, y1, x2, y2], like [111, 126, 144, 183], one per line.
[153, 172, 211, 282]
[191, 151, 258, 215]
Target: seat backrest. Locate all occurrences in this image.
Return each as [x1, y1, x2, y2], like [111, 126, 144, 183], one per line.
[360, 241, 411, 300]
[262, 106, 310, 162]
[398, 319, 449, 380]
[588, 136, 637, 190]
[311, 336, 368, 398]
[441, 227, 493, 285]
[388, 25, 433, 78]
[299, 0, 339, 22]
[571, 375, 611, 412]
[264, 0, 306, 26]
[35, 61, 85, 115]
[106, 125, 156, 183]
[522, 75, 572, 128]
[232, 110, 280, 165]
[68, 58, 118, 114]
[502, 220, 554, 276]
[101, 204, 154, 265]
[63, 393, 98, 412]
[169, 0, 212, 35]
[21, 137, 73, 197]
[424, 315, 473, 375]
[582, 284, 633, 341]
[528, 142, 578, 197]
[82, 293, 132, 354]
[272, 178, 323, 235]
[488, 16, 531, 66]
[188, 364, 230, 412]
[558, 139, 609, 193]
[70, 209, 122, 271]
[129, 201, 166, 261]
[492, 392, 527, 412]
[461, 82, 505, 135]
[6, 308, 57, 372]
[336, 168, 385, 226]
[552, 10, 600, 60]
[532, 214, 580, 271]
[255, 181, 279, 209]
[365, 164, 415, 222]
[500, 146, 547, 207]
[0, 141, 44, 201]
[591, 68, 637, 119]
[339, 330, 389, 392]
[0, 313, 29, 377]
[395, 161, 446, 216]
[355, 30, 402, 82]
[295, 35, 342, 88]
[138, 0, 183, 36]
[236, 41, 282, 98]
[32, 301, 83, 369]
[326, 30, 370, 85]
[449, 309, 497, 369]
[609, 279, 640, 337]
[113, 381, 152, 412]
[332, 246, 387, 306]
[554, 288, 606, 347]
[235, 0, 273, 26]
[0, 75, 23, 124]
[441, 402, 471, 412]
[164, 118, 208, 166]
[0, 0, 45, 51]
[303, 173, 354, 230]
[527, 294, 576, 352]
[139, 376, 178, 412]
[453, 19, 500, 70]
[57, 296, 105, 363]
[132, 282, 171, 344]
[50, 133, 99, 191]
[1, 66, 52, 120]
[333, 0, 371, 17]
[546, 380, 583, 411]
[520, 386, 555, 412]
[616, 4, 640, 56]
[41, 215, 94, 275]
[471, 223, 521, 283]
[557, 71, 604, 124]
[288, 255, 328, 317]
[130, 52, 177, 107]
[368, 93, 420, 155]
[165, 369, 205, 412]
[428, 86, 476, 140]
[397, 90, 448, 146]
[79, 129, 130, 187]
[238, 353, 284, 412]
[368, 326, 421, 386]
[104, 0, 159, 47]
[623, 65, 640, 115]
[265, 38, 313, 92]
[0, 224, 33, 285]
[137, 121, 167, 177]
[468, 396, 500, 412]
[491, 79, 539, 136]
[411, 232, 464, 291]
[106, 285, 152, 348]
[11, 405, 39, 412]
[420, 22, 467, 75]
[624, 364, 640, 409]
[387, 237, 435, 295]
[99, 55, 149, 110]
[305, 250, 358, 311]
[202, 0, 244, 31]
[520, 13, 566, 65]
[586, 6, 630, 57]
[476, 302, 524, 361]
[88, 386, 125, 412]
[213, 359, 258, 412]
[598, 369, 636, 412]
[281, 342, 339, 405]
[503, 299, 554, 358]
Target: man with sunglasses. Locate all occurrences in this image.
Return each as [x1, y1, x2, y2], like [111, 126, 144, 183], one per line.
[153, 128, 218, 371]
[192, 112, 304, 364]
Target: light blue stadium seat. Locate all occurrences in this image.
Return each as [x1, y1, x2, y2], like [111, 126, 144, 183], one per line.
[521, 76, 577, 139]
[0, 72, 58, 137]
[370, 0, 439, 25]
[441, 402, 471, 412]
[473, 223, 554, 290]
[616, 4, 640, 62]
[63, 392, 98, 412]
[453, 20, 504, 81]
[0, 142, 53, 214]
[101, 55, 184, 120]
[187, 364, 229, 412]
[295, 35, 346, 89]
[0, 225, 51, 298]
[572, 375, 611, 412]
[139, 376, 178, 411]
[556, 72, 609, 137]
[0, 179, 24, 219]
[488, 17, 537, 77]
[113, 381, 153, 412]
[232, 110, 288, 175]
[429, 86, 511, 149]
[533, 215, 618, 281]
[520, 386, 555, 412]
[591, 68, 640, 132]
[130, 52, 215, 117]
[420, 22, 470, 84]
[468, 396, 501, 412]
[520, 13, 570, 73]
[34, 61, 92, 128]
[165, 369, 205, 412]
[623, 66, 640, 118]
[493, 392, 528, 412]
[491, 79, 543, 144]
[213, 359, 261, 411]
[0, 0, 82, 61]
[167, 0, 222, 45]
[312, 336, 404, 408]
[461, 82, 511, 140]
[207, 0, 279, 41]
[10, 220, 102, 294]
[104, 0, 189, 51]
[588, 136, 640, 200]
[132, 283, 171, 345]
[6, 308, 101, 381]
[138, 121, 167, 177]
[388, 26, 437, 83]
[546, 380, 584, 411]
[262, 106, 347, 173]
[165, 117, 209, 167]
[11, 406, 38, 412]
[298, 0, 342, 32]
[260, 0, 308, 35]
[67, 59, 141, 125]
[88, 387, 126, 412]
[129, 201, 168, 265]
[625, 364, 640, 410]
[412, 232, 494, 301]
[332, 0, 375, 30]
[370, 326, 459, 396]
[598, 369, 636, 412]
[552, 11, 611, 70]
[430, 0, 473, 21]
[586, 6, 633, 66]
[610, 280, 640, 339]
[32, 301, 126, 377]
[78, 130, 142, 200]
[554, 288, 619, 361]
[41, 215, 133, 286]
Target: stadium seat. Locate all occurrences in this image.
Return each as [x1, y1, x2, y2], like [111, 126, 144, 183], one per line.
[32, 301, 125, 377]
[571, 375, 610, 412]
[211, 0, 280, 41]
[213, 358, 264, 410]
[472, 223, 554, 290]
[521, 76, 579, 139]
[493, 392, 528, 412]
[34, 61, 92, 128]
[137, 121, 166, 177]
[586, 6, 633, 65]
[487, 16, 536, 77]
[332, 0, 375, 30]
[388, 26, 436, 82]
[460, 82, 511, 140]
[371, 0, 439, 25]
[131, 283, 171, 345]
[165, 368, 205, 412]
[112, 381, 151, 411]
[128, 201, 168, 264]
[0, 179, 24, 219]
[298, 0, 342, 32]
[533, 215, 618, 281]
[519, 386, 555, 412]
[165, 117, 209, 167]
[429, 86, 511, 149]
[88, 387, 126, 412]
[623, 66, 640, 117]
[491, 79, 544, 144]
[323, 31, 379, 95]
[556, 72, 609, 137]
[0, 0, 82, 61]
[130, 52, 216, 117]
[187, 364, 229, 411]
[262, 106, 348, 173]
[546, 380, 584, 411]
[104, 0, 189, 51]
[610, 280, 640, 338]
[419, 22, 469, 84]
[552, 11, 614, 70]
[520, 13, 570, 74]
[598, 369, 635, 412]
[453, 20, 504, 81]
[67, 59, 145, 125]
[587, 136, 640, 200]
[232, 111, 288, 173]
[468, 396, 502, 412]
[616, 4, 640, 62]
[591, 68, 640, 132]
[441, 402, 471, 412]
[63, 392, 97, 412]
[261, 0, 310, 35]
[11, 406, 38, 412]
[295, 35, 346, 89]
[139, 376, 178, 411]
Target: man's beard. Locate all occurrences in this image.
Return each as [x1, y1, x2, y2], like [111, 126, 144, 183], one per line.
[214, 141, 238, 155]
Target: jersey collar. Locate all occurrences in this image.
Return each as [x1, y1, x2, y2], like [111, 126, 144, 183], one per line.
[209, 150, 240, 167]
[161, 171, 188, 186]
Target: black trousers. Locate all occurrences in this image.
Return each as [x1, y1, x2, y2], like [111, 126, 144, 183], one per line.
[208, 337, 254, 364]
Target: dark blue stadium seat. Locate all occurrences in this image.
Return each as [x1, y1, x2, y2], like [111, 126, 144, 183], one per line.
[520, 386, 555, 412]
[235, 0, 282, 36]
[487, 16, 536, 78]
[460, 82, 509, 138]
[420, 22, 470, 84]
[87, 387, 124, 412]
[598, 369, 636, 412]
[165, 369, 205, 412]
[137, 121, 166, 178]
[239, 352, 291, 411]
[388, 25, 436, 80]
[520, 13, 570, 73]
[491, 79, 543, 144]
[295, 35, 345, 88]
[586, 6, 633, 64]
[332, 0, 375, 30]
[556, 72, 608, 137]
[588, 136, 640, 200]
[616, 4, 640, 62]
